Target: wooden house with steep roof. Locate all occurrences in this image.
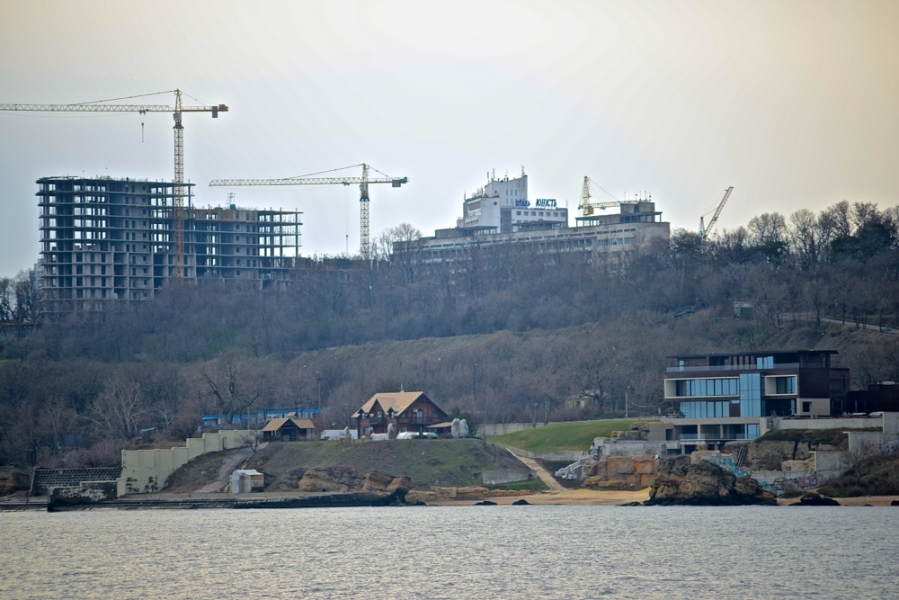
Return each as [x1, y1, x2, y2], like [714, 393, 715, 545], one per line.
[261, 417, 316, 441]
[354, 391, 448, 438]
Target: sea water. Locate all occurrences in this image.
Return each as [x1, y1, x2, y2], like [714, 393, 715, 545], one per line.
[2, 505, 897, 599]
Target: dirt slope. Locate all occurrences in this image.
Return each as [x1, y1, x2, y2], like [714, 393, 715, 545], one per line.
[243, 438, 527, 490]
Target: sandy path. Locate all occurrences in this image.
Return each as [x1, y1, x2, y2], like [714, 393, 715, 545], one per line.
[511, 454, 566, 492]
[193, 447, 255, 493]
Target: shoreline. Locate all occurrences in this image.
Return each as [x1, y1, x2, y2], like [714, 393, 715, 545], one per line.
[5, 488, 899, 510]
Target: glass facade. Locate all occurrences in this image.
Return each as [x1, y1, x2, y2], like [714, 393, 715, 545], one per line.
[680, 401, 732, 418]
[674, 378, 739, 397]
[739, 373, 762, 416]
[756, 356, 774, 368]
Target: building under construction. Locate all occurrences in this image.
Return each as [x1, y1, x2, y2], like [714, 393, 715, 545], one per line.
[37, 176, 301, 303]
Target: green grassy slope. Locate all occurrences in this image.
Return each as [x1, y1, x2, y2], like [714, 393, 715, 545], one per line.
[240, 438, 529, 490]
[489, 419, 654, 451]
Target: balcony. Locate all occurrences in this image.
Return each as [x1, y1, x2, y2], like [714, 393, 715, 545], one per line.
[667, 363, 800, 373]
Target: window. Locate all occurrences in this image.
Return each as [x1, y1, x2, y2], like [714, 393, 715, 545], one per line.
[675, 378, 738, 397]
[775, 376, 796, 394]
[756, 356, 774, 369]
[739, 373, 762, 416]
[802, 401, 811, 413]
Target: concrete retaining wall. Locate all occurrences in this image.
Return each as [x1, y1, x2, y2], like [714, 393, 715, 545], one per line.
[482, 470, 535, 485]
[502, 446, 586, 462]
[752, 470, 820, 495]
[480, 422, 562, 437]
[32, 467, 122, 496]
[117, 430, 254, 497]
[773, 417, 880, 430]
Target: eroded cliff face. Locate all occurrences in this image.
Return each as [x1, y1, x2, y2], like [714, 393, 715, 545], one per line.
[288, 466, 412, 503]
[645, 456, 776, 506]
[582, 454, 659, 489]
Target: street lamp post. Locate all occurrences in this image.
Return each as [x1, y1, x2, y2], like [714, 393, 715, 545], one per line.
[625, 386, 631, 419]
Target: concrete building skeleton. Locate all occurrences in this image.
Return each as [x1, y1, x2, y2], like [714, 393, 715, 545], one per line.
[37, 176, 301, 304]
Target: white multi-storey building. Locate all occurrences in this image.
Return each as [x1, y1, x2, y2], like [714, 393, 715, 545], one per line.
[395, 171, 669, 265]
[460, 170, 568, 234]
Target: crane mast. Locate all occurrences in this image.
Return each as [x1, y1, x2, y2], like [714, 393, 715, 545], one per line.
[0, 90, 228, 278]
[700, 186, 734, 240]
[209, 163, 408, 261]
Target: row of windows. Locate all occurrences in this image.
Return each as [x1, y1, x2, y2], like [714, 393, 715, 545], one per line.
[679, 399, 763, 418]
[679, 399, 796, 419]
[515, 211, 563, 217]
[675, 378, 739, 397]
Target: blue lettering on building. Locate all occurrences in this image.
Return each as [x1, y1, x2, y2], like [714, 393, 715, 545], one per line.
[515, 200, 530, 207]
[535, 199, 557, 208]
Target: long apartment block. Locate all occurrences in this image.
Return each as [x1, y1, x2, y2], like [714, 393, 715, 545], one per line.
[37, 176, 301, 303]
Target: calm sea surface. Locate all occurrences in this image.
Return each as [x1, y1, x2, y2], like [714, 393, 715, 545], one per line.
[2, 505, 897, 599]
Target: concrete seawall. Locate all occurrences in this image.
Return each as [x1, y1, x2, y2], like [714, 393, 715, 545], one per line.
[118, 430, 255, 497]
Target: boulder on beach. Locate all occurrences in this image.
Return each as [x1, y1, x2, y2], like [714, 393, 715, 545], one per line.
[645, 456, 776, 506]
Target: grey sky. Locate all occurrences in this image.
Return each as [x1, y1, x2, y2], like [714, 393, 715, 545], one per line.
[1, 0, 897, 277]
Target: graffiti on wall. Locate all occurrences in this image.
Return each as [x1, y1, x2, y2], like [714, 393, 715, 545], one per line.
[755, 473, 820, 495]
[698, 454, 749, 478]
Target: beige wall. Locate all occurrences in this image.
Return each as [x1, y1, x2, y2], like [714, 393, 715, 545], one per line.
[117, 430, 254, 497]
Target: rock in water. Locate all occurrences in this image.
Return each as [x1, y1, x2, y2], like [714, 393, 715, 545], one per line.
[645, 456, 776, 506]
[790, 493, 840, 506]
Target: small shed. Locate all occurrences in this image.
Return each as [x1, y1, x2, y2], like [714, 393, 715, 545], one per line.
[261, 417, 316, 441]
[231, 469, 264, 494]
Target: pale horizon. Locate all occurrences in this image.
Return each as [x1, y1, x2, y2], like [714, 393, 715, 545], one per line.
[1, 0, 897, 277]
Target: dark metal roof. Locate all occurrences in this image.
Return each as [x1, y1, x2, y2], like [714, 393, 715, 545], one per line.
[666, 350, 838, 360]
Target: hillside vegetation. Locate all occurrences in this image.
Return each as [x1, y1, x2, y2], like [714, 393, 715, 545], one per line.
[818, 453, 899, 497]
[490, 420, 652, 452]
[240, 439, 528, 490]
[3, 200, 899, 468]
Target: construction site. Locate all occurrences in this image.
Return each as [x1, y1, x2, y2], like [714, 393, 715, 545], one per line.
[37, 176, 301, 304]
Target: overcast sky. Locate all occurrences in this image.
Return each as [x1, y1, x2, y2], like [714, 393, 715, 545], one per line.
[1, 0, 897, 277]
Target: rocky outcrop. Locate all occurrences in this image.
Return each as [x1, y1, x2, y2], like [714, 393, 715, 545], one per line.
[583, 454, 658, 489]
[47, 481, 118, 511]
[790, 493, 840, 506]
[645, 456, 776, 506]
[296, 467, 412, 503]
[0, 466, 30, 496]
[297, 467, 366, 493]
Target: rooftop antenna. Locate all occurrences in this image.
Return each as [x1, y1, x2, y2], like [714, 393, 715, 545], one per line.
[400, 383, 404, 392]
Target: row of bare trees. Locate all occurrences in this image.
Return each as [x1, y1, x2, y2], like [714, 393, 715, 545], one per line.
[2, 202, 899, 466]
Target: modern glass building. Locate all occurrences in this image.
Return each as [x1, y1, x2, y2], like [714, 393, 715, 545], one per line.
[659, 350, 849, 452]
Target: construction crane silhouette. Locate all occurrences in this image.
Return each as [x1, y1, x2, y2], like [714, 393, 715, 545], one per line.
[0, 90, 228, 277]
[699, 187, 734, 240]
[578, 176, 639, 215]
[209, 164, 408, 260]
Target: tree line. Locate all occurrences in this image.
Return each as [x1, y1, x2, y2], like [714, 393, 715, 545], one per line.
[2, 199, 899, 467]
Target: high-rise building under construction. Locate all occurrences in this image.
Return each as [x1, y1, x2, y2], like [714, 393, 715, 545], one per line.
[37, 176, 301, 303]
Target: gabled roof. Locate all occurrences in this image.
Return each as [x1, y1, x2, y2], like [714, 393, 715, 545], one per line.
[356, 392, 445, 417]
[261, 417, 315, 432]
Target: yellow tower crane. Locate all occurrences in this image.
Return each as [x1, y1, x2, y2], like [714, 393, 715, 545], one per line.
[0, 90, 228, 277]
[578, 176, 638, 215]
[209, 163, 408, 260]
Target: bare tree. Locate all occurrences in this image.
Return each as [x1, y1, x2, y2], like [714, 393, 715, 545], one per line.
[199, 352, 264, 425]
